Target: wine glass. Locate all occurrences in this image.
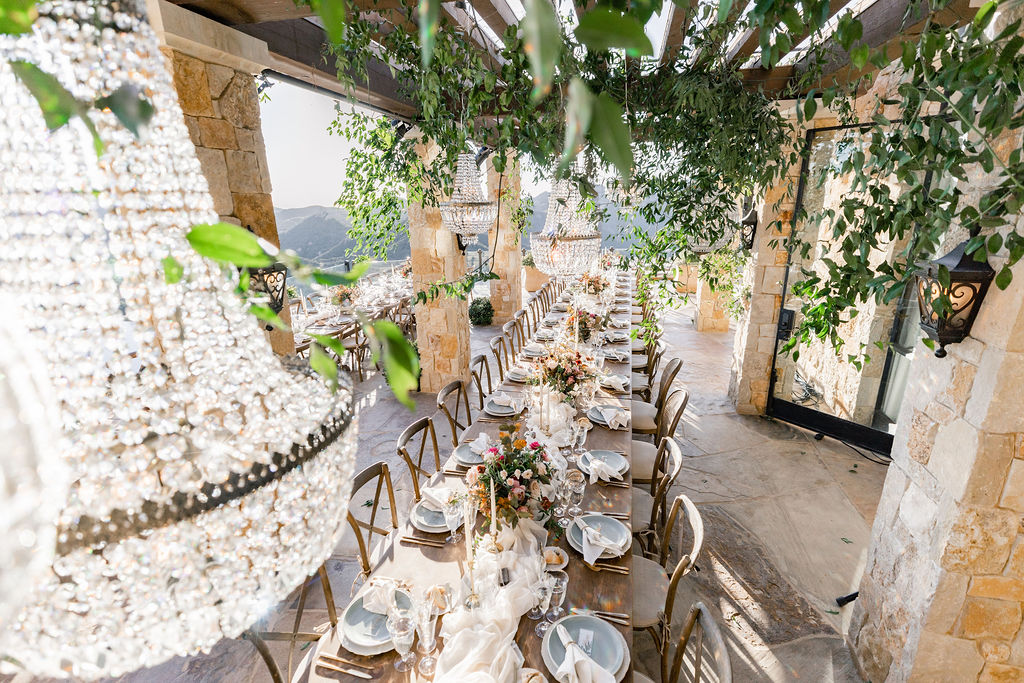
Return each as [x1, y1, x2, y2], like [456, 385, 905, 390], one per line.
[415, 599, 439, 677]
[386, 614, 417, 672]
[556, 477, 574, 529]
[443, 498, 464, 544]
[533, 578, 553, 635]
[546, 570, 569, 623]
[565, 421, 580, 465]
[567, 472, 586, 521]
[573, 419, 588, 462]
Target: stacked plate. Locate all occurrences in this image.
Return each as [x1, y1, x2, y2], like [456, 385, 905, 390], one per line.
[587, 405, 629, 430]
[578, 450, 629, 479]
[411, 500, 450, 533]
[612, 305, 630, 314]
[609, 319, 628, 329]
[454, 443, 485, 466]
[604, 331, 629, 344]
[507, 367, 533, 383]
[541, 614, 630, 682]
[599, 374, 629, 392]
[521, 344, 546, 359]
[340, 588, 413, 656]
[484, 396, 520, 418]
[566, 514, 631, 560]
[603, 349, 629, 363]
[552, 303, 568, 312]
[535, 329, 556, 341]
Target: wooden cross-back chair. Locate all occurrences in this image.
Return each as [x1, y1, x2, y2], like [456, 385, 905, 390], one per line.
[395, 297, 415, 336]
[489, 335, 510, 382]
[646, 602, 733, 683]
[633, 341, 668, 402]
[502, 321, 521, 362]
[633, 357, 683, 438]
[633, 408, 687, 552]
[470, 353, 493, 410]
[513, 309, 528, 344]
[346, 461, 400, 582]
[436, 379, 474, 447]
[397, 416, 441, 501]
[528, 297, 543, 335]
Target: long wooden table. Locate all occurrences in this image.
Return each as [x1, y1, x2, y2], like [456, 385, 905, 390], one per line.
[300, 283, 637, 682]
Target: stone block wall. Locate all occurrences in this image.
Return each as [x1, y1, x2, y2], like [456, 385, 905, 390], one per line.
[695, 279, 731, 332]
[164, 47, 293, 355]
[486, 157, 523, 324]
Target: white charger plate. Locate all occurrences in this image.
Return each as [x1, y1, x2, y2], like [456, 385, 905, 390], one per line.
[579, 450, 629, 477]
[410, 501, 450, 533]
[541, 614, 626, 680]
[340, 588, 413, 653]
[566, 514, 631, 560]
[587, 406, 628, 430]
[485, 400, 517, 417]
[454, 443, 484, 465]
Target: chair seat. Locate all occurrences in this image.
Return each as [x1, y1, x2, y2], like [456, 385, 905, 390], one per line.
[631, 440, 657, 481]
[633, 673, 656, 683]
[631, 372, 650, 392]
[631, 355, 648, 371]
[632, 553, 669, 628]
[632, 340, 646, 354]
[632, 487, 654, 530]
[631, 400, 657, 433]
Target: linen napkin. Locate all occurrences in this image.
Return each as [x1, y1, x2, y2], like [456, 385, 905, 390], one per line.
[578, 520, 629, 565]
[420, 484, 453, 512]
[596, 406, 628, 430]
[554, 624, 616, 683]
[524, 342, 546, 355]
[360, 577, 403, 614]
[469, 432, 493, 454]
[601, 374, 627, 393]
[584, 455, 623, 485]
[603, 349, 628, 363]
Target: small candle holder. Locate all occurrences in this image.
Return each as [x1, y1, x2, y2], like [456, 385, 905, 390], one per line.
[463, 558, 481, 610]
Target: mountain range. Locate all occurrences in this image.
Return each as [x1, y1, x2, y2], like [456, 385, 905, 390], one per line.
[275, 187, 645, 269]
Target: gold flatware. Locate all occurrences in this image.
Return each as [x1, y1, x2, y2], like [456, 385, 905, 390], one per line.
[598, 480, 630, 489]
[400, 536, 444, 548]
[570, 608, 630, 625]
[443, 469, 469, 476]
[594, 561, 629, 572]
[315, 660, 373, 679]
[584, 562, 629, 575]
[319, 653, 374, 671]
[585, 510, 629, 519]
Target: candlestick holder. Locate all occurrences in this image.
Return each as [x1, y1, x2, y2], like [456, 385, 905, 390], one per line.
[463, 558, 481, 610]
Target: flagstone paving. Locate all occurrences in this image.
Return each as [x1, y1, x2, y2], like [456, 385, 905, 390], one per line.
[29, 302, 887, 683]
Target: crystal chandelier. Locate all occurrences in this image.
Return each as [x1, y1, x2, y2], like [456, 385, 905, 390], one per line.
[439, 152, 498, 243]
[531, 180, 602, 278]
[0, 2, 359, 679]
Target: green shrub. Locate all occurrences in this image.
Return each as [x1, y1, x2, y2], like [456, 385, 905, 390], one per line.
[469, 297, 494, 325]
[522, 251, 535, 267]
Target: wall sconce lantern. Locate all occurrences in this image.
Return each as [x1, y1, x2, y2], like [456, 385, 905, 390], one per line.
[916, 239, 994, 358]
[249, 262, 288, 329]
[739, 196, 758, 251]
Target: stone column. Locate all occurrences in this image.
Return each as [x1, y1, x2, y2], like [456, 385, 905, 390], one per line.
[694, 278, 731, 332]
[154, 0, 294, 354]
[409, 138, 472, 392]
[485, 156, 523, 324]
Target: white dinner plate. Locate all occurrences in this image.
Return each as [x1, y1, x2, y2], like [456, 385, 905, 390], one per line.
[566, 514, 631, 560]
[484, 400, 517, 417]
[541, 614, 625, 679]
[579, 450, 629, 476]
[599, 374, 629, 391]
[454, 443, 484, 466]
[552, 303, 568, 312]
[340, 588, 413, 652]
[410, 501, 449, 533]
[507, 367, 532, 383]
[587, 406, 628, 430]
[543, 546, 568, 571]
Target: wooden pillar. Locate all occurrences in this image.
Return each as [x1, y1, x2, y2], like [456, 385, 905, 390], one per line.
[409, 137, 471, 392]
[485, 156, 523, 324]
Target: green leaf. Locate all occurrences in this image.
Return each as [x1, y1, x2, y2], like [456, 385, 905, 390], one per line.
[804, 96, 817, 121]
[162, 256, 184, 284]
[249, 304, 289, 331]
[186, 222, 272, 267]
[716, 0, 732, 24]
[574, 7, 653, 55]
[988, 233, 1003, 254]
[418, 0, 440, 69]
[309, 344, 339, 392]
[524, 0, 562, 100]
[10, 60, 104, 156]
[311, 259, 371, 286]
[310, 333, 346, 357]
[95, 85, 155, 137]
[313, 0, 347, 44]
[369, 320, 420, 409]
[557, 77, 594, 175]
[590, 92, 633, 185]
[781, 7, 803, 35]
[850, 44, 869, 70]
[974, 0, 997, 29]
[0, 0, 36, 35]
[995, 265, 1013, 290]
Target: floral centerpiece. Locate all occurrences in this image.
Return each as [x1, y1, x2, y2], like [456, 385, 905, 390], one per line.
[598, 249, 622, 270]
[398, 261, 413, 278]
[580, 273, 609, 296]
[565, 306, 609, 343]
[465, 423, 557, 532]
[330, 284, 356, 306]
[537, 344, 595, 399]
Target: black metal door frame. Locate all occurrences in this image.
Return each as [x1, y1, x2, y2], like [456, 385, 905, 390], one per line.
[765, 123, 896, 456]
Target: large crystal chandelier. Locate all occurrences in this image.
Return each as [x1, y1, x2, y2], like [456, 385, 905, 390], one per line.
[439, 152, 498, 243]
[0, 2, 359, 679]
[531, 180, 602, 278]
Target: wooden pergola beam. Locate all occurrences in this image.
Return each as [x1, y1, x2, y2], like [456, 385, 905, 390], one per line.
[662, 0, 699, 62]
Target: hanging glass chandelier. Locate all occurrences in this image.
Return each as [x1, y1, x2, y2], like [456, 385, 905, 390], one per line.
[0, 2, 359, 679]
[439, 152, 498, 243]
[531, 180, 602, 278]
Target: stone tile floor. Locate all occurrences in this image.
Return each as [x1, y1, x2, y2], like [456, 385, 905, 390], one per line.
[12, 303, 888, 683]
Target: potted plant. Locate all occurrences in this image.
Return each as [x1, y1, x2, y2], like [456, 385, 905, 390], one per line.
[522, 251, 549, 292]
[469, 297, 494, 325]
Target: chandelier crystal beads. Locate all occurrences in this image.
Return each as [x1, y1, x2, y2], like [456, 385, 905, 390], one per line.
[439, 152, 498, 242]
[0, 1, 358, 678]
[531, 180, 602, 278]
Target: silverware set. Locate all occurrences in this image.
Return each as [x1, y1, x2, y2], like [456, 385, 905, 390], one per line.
[584, 560, 630, 575]
[315, 652, 374, 679]
[570, 608, 631, 626]
[400, 535, 445, 548]
[585, 510, 629, 520]
[597, 480, 630, 489]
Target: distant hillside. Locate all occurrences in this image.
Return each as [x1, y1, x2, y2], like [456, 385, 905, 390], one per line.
[275, 187, 649, 269]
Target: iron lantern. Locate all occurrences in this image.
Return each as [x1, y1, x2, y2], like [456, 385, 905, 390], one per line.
[249, 262, 288, 329]
[739, 196, 757, 251]
[916, 239, 994, 358]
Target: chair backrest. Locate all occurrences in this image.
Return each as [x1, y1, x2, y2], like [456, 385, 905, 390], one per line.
[645, 433, 684, 533]
[656, 387, 689, 444]
[489, 335, 509, 381]
[346, 461, 399, 578]
[660, 494, 704, 617]
[528, 298, 542, 335]
[470, 353, 493, 410]
[513, 309, 528, 347]
[502, 321, 520, 361]
[665, 602, 732, 683]
[436, 379, 473, 447]
[396, 416, 441, 501]
[646, 340, 667, 377]
[655, 358, 683, 415]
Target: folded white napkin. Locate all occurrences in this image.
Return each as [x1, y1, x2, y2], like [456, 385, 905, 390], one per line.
[469, 432, 493, 454]
[611, 319, 627, 328]
[579, 520, 629, 565]
[520, 668, 547, 683]
[596, 407, 628, 430]
[601, 374, 627, 392]
[420, 484, 452, 512]
[554, 624, 616, 683]
[603, 350, 628, 363]
[585, 456, 622, 485]
[525, 342, 545, 355]
[489, 391, 517, 409]
[361, 578, 401, 614]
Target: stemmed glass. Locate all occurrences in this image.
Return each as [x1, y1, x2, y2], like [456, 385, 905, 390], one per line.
[442, 498, 464, 544]
[565, 421, 580, 465]
[573, 419, 588, 463]
[533, 577, 554, 636]
[415, 597, 439, 677]
[386, 614, 417, 672]
[556, 475, 574, 529]
[567, 472, 586, 521]
[546, 570, 569, 623]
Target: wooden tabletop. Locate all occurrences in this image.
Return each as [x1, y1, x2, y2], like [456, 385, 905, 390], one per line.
[300, 294, 636, 682]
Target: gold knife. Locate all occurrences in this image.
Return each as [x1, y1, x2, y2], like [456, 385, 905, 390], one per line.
[315, 659, 373, 679]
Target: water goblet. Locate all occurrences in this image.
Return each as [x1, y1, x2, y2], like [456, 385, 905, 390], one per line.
[556, 478, 574, 529]
[442, 498, 464, 544]
[415, 600, 439, 677]
[386, 615, 417, 672]
[533, 579, 553, 635]
[546, 570, 569, 622]
[564, 422, 580, 465]
[567, 474, 586, 520]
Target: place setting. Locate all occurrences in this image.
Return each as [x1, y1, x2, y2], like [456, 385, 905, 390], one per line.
[587, 404, 630, 431]
[482, 391, 526, 419]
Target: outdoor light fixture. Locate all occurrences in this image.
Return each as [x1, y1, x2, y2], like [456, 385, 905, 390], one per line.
[248, 262, 288, 329]
[440, 152, 498, 244]
[916, 239, 995, 358]
[531, 180, 602, 278]
[739, 196, 757, 251]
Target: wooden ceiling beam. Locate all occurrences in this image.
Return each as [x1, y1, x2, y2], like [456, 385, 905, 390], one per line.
[467, 0, 517, 38]
[662, 0, 699, 63]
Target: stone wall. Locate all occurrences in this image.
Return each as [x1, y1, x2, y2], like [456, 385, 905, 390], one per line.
[409, 138, 472, 393]
[695, 279, 731, 332]
[486, 157, 523, 324]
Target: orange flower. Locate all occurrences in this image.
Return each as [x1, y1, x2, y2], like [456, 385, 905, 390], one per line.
[513, 438, 527, 449]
